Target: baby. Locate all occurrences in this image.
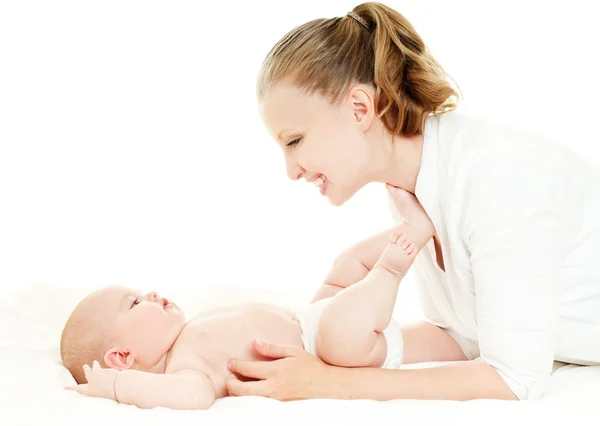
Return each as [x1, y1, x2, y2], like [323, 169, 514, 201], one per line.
[62, 189, 434, 410]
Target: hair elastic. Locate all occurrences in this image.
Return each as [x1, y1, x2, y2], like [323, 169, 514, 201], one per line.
[347, 11, 370, 29]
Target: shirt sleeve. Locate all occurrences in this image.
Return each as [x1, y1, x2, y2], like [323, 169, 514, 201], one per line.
[462, 150, 561, 400]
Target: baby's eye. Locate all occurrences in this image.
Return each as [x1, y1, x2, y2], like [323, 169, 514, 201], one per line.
[131, 298, 139, 308]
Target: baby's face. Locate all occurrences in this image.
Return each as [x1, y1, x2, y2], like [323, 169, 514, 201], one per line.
[90, 286, 186, 367]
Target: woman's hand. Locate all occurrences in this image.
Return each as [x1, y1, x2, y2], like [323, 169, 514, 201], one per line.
[226, 338, 333, 401]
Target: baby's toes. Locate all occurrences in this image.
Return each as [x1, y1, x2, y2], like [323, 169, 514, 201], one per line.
[396, 233, 408, 248]
[388, 230, 400, 244]
[389, 229, 405, 245]
[400, 238, 412, 250]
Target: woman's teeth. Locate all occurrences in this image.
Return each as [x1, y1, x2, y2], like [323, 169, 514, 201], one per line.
[313, 176, 325, 188]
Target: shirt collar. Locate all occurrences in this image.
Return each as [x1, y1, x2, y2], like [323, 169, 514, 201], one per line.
[414, 114, 440, 226]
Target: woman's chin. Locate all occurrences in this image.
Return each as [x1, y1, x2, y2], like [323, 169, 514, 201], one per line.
[326, 189, 351, 207]
[327, 182, 370, 206]
[327, 197, 345, 207]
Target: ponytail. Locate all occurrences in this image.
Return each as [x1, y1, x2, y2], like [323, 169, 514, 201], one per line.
[258, 2, 461, 136]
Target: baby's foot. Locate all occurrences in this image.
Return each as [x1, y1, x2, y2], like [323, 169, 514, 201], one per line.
[388, 185, 435, 249]
[375, 230, 419, 278]
[375, 187, 435, 278]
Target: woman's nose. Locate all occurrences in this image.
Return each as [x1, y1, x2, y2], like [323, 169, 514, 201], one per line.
[286, 157, 304, 181]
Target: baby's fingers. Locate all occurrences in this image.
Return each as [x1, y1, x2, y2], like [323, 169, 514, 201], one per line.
[83, 364, 92, 382]
[64, 385, 79, 391]
[64, 384, 89, 395]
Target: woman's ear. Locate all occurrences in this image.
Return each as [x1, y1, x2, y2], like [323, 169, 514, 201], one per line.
[104, 347, 135, 370]
[348, 85, 375, 131]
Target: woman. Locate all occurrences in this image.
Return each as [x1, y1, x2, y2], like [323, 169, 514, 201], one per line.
[226, 2, 600, 401]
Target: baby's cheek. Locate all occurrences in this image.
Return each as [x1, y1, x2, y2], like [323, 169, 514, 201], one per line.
[126, 308, 174, 341]
[126, 314, 156, 340]
[140, 310, 172, 334]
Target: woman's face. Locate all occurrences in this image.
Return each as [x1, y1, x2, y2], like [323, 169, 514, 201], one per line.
[259, 81, 375, 207]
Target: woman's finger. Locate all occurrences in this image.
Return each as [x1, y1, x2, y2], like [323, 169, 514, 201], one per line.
[226, 375, 271, 398]
[252, 338, 300, 359]
[227, 359, 274, 380]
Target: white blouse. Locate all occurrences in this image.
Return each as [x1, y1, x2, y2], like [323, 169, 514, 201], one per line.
[392, 112, 600, 400]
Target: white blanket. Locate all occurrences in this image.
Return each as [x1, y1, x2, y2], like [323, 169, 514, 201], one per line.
[2, 284, 599, 425]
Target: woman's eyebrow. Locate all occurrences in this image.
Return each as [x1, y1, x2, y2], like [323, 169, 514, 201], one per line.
[277, 129, 293, 140]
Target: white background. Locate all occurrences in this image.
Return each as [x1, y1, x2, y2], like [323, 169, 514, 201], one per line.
[1, 0, 599, 310]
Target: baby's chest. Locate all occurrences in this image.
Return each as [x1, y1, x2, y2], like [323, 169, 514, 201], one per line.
[167, 317, 265, 374]
[163, 324, 250, 398]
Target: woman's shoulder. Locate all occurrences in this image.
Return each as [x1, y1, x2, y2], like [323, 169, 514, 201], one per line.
[436, 110, 572, 167]
[438, 111, 554, 146]
[436, 112, 600, 206]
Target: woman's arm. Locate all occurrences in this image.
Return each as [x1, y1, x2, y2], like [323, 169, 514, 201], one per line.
[227, 155, 562, 402]
[313, 226, 395, 302]
[226, 340, 514, 401]
[324, 359, 515, 401]
[460, 151, 561, 400]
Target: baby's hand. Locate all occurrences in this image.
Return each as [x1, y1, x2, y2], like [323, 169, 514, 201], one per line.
[65, 360, 119, 401]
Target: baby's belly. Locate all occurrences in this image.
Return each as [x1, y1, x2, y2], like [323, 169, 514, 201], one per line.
[168, 303, 304, 398]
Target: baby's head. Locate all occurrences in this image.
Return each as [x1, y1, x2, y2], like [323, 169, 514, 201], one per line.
[60, 286, 185, 383]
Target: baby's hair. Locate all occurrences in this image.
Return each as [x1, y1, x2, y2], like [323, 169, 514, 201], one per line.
[60, 292, 111, 384]
[258, 1, 460, 136]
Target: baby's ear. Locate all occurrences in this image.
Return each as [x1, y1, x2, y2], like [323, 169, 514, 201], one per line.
[104, 347, 135, 370]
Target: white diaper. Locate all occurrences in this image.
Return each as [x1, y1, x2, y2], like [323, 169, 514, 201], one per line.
[296, 297, 404, 369]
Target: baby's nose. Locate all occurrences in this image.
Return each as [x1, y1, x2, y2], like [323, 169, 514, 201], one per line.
[148, 291, 160, 301]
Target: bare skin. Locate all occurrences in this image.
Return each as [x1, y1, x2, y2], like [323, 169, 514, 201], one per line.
[65, 190, 442, 410]
[225, 188, 513, 402]
[315, 187, 435, 368]
[165, 303, 304, 398]
[65, 294, 305, 410]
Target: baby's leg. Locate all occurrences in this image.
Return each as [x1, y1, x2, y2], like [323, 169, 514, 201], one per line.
[315, 190, 434, 368]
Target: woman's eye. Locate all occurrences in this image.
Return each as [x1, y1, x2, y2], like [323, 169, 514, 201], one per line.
[286, 137, 302, 147]
[131, 298, 139, 308]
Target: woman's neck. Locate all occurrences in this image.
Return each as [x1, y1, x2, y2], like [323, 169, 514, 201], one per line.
[371, 128, 424, 194]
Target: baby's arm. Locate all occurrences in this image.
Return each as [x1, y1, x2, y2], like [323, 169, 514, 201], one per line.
[115, 368, 215, 410]
[66, 361, 215, 410]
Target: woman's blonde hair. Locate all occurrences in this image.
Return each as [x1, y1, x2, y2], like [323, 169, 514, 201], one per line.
[258, 2, 461, 136]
